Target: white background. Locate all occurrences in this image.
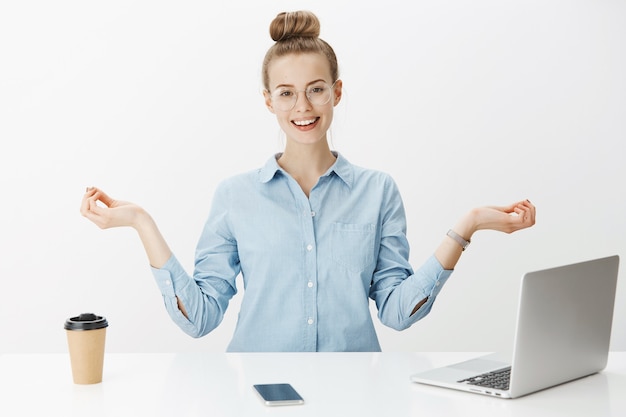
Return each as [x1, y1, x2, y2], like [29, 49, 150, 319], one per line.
[1, 0, 625, 354]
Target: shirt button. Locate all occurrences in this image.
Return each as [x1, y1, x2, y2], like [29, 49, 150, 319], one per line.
[165, 280, 171, 286]
[306, 244, 313, 251]
[307, 281, 314, 288]
[311, 211, 316, 217]
[307, 318, 314, 325]
[435, 281, 440, 287]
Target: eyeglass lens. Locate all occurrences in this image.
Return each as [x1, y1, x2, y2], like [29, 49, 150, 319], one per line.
[271, 82, 333, 111]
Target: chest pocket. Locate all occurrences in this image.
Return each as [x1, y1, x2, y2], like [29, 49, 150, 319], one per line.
[330, 222, 376, 273]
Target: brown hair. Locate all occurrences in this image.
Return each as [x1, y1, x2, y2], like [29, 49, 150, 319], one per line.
[262, 11, 339, 90]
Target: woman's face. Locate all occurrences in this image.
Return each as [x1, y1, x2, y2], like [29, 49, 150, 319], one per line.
[264, 53, 342, 147]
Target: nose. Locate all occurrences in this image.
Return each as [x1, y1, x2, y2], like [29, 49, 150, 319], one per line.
[293, 90, 312, 111]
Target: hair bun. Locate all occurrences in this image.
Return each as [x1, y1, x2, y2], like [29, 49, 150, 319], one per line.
[269, 11, 320, 42]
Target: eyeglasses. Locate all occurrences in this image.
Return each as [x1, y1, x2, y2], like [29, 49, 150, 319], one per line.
[268, 81, 336, 112]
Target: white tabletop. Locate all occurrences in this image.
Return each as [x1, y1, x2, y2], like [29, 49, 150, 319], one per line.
[1, 352, 624, 417]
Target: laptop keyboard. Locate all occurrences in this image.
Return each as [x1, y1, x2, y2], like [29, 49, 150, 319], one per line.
[457, 366, 511, 391]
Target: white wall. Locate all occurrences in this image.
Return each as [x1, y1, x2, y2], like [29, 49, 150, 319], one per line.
[1, 0, 625, 354]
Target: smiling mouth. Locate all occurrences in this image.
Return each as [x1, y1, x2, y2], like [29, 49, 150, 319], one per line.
[292, 117, 319, 127]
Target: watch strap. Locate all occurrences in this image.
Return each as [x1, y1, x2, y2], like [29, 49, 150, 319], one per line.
[447, 229, 470, 251]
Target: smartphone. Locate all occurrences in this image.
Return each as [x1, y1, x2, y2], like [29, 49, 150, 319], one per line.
[253, 383, 305, 406]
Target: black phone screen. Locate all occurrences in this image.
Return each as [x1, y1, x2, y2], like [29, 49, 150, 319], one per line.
[253, 383, 304, 406]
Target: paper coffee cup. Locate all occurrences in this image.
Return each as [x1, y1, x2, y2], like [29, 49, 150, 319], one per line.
[64, 313, 108, 384]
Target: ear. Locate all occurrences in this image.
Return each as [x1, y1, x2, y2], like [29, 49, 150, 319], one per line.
[332, 79, 343, 106]
[263, 90, 276, 114]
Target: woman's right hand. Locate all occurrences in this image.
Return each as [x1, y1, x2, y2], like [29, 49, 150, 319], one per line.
[80, 187, 173, 268]
[80, 187, 145, 230]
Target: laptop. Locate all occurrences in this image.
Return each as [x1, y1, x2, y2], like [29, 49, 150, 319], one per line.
[410, 255, 620, 399]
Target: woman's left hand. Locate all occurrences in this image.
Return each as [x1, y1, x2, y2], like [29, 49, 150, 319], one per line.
[435, 199, 536, 270]
[471, 199, 536, 234]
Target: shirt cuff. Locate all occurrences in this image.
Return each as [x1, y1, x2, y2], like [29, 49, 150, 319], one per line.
[410, 254, 452, 297]
[400, 254, 453, 328]
[151, 254, 191, 297]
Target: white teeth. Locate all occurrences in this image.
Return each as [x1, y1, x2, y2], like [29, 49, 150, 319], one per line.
[293, 118, 317, 126]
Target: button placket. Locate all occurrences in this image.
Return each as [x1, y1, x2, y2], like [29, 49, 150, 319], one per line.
[298, 187, 319, 348]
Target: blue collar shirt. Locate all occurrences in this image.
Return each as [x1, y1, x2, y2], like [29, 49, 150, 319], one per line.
[152, 152, 452, 351]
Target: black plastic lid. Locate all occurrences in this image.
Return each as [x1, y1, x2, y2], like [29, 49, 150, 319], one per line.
[64, 313, 108, 331]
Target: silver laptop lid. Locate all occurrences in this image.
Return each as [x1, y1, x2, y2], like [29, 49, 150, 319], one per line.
[509, 255, 619, 397]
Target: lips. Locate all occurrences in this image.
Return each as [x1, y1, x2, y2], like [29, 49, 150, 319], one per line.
[292, 117, 319, 129]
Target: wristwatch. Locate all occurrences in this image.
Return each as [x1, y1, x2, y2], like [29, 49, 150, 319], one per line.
[447, 229, 470, 251]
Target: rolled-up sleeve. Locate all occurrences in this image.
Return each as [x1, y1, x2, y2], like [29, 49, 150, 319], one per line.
[152, 255, 202, 336]
[369, 177, 454, 330]
[372, 254, 452, 330]
[151, 182, 239, 338]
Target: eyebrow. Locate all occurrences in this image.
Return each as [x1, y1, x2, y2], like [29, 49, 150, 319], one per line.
[273, 79, 328, 89]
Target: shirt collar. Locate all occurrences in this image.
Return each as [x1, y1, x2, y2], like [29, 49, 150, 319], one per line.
[258, 151, 354, 188]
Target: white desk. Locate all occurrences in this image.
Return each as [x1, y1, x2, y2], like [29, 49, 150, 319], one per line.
[1, 352, 624, 416]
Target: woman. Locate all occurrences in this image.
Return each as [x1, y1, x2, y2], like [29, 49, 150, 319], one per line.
[80, 11, 536, 351]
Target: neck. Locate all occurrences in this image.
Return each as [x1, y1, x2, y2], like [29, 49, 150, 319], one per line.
[277, 141, 336, 196]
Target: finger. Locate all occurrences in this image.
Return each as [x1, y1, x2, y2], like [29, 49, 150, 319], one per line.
[490, 203, 518, 214]
[515, 203, 535, 226]
[513, 200, 531, 211]
[80, 197, 106, 228]
[84, 187, 101, 199]
[88, 197, 108, 216]
[80, 198, 89, 216]
[80, 189, 97, 216]
[94, 189, 116, 208]
[509, 205, 527, 223]
[513, 205, 526, 216]
[526, 200, 537, 222]
[528, 206, 536, 225]
[525, 200, 537, 222]
[87, 199, 115, 229]
[521, 199, 535, 213]
[502, 200, 530, 214]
